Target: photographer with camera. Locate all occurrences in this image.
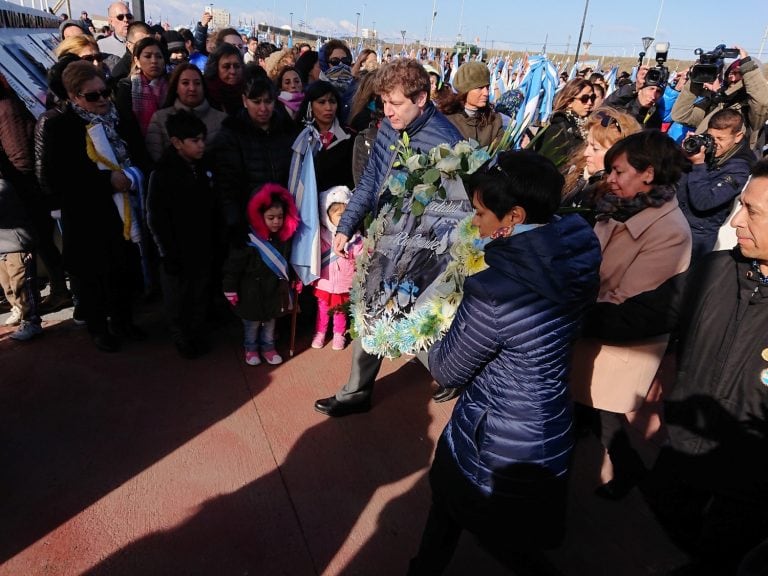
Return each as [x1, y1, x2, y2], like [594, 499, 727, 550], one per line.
[671, 45, 768, 152]
[605, 44, 668, 129]
[677, 108, 755, 261]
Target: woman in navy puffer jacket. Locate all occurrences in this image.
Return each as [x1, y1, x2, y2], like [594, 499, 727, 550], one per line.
[409, 150, 602, 576]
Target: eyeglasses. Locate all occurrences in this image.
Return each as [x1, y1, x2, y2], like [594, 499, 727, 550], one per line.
[78, 89, 111, 102]
[575, 93, 597, 104]
[114, 13, 133, 21]
[221, 62, 242, 70]
[79, 53, 106, 62]
[595, 110, 622, 134]
[328, 56, 352, 67]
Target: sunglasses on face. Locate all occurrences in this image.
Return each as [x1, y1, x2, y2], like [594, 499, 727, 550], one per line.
[114, 13, 133, 21]
[79, 53, 106, 62]
[79, 88, 111, 102]
[595, 110, 622, 134]
[575, 93, 597, 104]
[221, 62, 242, 70]
[328, 56, 352, 66]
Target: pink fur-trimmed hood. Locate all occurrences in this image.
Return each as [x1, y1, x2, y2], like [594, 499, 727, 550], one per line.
[246, 183, 300, 242]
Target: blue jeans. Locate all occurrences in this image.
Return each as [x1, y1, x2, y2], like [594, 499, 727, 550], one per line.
[242, 318, 276, 352]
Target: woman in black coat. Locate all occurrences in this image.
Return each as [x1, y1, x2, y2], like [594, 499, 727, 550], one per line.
[41, 62, 149, 352]
[209, 71, 294, 240]
[534, 78, 595, 164]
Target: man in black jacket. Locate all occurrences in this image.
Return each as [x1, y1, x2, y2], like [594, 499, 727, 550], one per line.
[584, 159, 768, 575]
[677, 108, 755, 261]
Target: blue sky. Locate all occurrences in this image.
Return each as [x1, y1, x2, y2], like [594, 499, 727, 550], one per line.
[79, 0, 767, 60]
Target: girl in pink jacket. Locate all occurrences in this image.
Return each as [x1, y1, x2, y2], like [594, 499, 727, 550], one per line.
[312, 186, 362, 350]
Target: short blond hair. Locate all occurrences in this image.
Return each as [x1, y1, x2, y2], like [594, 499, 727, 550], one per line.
[55, 35, 98, 58]
[585, 106, 641, 149]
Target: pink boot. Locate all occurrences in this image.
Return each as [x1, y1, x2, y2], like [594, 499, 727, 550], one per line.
[311, 332, 326, 349]
[332, 332, 346, 350]
[313, 297, 330, 349]
[332, 312, 347, 350]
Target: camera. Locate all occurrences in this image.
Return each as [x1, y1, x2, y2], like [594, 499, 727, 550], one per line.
[683, 133, 717, 164]
[644, 42, 670, 88]
[690, 44, 741, 85]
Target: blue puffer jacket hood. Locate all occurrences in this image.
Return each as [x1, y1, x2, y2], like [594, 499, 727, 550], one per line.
[484, 214, 602, 306]
[428, 213, 601, 497]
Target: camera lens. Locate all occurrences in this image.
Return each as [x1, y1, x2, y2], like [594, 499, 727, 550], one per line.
[683, 136, 702, 154]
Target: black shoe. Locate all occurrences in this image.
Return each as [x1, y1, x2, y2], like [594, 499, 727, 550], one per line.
[72, 305, 87, 325]
[110, 323, 148, 341]
[432, 387, 462, 403]
[594, 479, 634, 501]
[39, 291, 73, 314]
[92, 333, 120, 353]
[176, 340, 203, 359]
[314, 396, 371, 417]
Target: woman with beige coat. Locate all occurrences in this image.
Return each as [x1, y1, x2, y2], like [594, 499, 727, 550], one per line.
[570, 130, 692, 500]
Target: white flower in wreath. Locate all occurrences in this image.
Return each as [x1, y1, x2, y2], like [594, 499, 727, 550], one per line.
[467, 149, 492, 174]
[428, 143, 453, 164]
[435, 154, 462, 175]
[453, 140, 475, 157]
[386, 172, 408, 196]
[405, 153, 427, 172]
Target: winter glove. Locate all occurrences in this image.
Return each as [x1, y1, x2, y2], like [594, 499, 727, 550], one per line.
[224, 292, 239, 306]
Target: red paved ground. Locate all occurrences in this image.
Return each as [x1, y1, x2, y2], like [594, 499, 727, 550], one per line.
[0, 303, 689, 575]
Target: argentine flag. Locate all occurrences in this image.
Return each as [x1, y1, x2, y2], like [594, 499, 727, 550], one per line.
[289, 134, 322, 284]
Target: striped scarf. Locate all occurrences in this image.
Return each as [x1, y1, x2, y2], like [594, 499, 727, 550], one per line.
[131, 73, 168, 135]
[70, 101, 130, 166]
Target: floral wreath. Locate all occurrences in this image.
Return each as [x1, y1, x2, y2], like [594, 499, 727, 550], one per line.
[349, 132, 518, 358]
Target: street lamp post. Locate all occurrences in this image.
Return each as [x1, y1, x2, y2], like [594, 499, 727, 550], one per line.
[427, 0, 437, 52]
[355, 12, 360, 46]
[572, 0, 590, 66]
[639, 35, 654, 67]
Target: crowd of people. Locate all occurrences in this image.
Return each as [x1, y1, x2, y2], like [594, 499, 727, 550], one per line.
[2, 3, 768, 574]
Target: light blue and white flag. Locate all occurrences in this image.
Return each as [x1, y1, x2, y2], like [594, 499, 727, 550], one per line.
[514, 55, 560, 146]
[449, 52, 459, 87]
[288, 131, 322, 284]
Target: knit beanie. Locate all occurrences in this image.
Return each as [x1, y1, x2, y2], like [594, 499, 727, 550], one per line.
[59, 19, 86, 37]
[164, 30, 185, 54]
[453, 61, 490, 94]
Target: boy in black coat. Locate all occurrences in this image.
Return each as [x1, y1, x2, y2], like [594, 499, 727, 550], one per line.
[147, 110, 217, 358]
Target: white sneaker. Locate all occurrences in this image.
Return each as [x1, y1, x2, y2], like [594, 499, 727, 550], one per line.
[4, 306, 21, 326]
[10, 320, 43, 341]
[245, 351, 261, 366]
[262, 350, 283, 365]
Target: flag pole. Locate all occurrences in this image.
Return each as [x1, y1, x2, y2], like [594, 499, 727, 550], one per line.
[573, 0, 589, 67]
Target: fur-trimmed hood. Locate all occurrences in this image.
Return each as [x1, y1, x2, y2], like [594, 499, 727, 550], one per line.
[318, 185, 352, 235]
[247, 183, 300, 242]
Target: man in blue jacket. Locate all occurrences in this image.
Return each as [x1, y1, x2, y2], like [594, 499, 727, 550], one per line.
[677, 108, 755, 261]
[314, 59, 462, 417]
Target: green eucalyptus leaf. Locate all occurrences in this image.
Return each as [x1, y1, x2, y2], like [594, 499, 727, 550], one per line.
[422, 168, 441, 184]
